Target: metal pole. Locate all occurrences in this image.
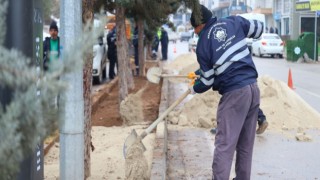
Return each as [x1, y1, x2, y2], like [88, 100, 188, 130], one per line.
[315, 11, 317, 61]
[60, 1, 84, 179]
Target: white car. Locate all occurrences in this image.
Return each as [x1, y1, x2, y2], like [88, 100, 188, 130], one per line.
[92, 39, 108, 84]
[252, 33, 284, 58]
[168, 32, 179, 43]
[188, 32, 199, 52]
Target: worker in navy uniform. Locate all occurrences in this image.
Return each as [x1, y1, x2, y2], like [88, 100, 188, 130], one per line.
[189, 5, 263, 180]
[107, 26, 118, 79]
[160, 27, 169, 60]
[132, 26, 139, 75]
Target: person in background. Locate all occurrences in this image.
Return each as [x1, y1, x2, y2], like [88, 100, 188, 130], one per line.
[269, 27, 275, 33]
[43, 21, 60, 71]
[132, 26, 139, 75]
[151, 34, 159, 60]
[189, 5, 263, 179]
[160, 27, 169, 60]
[275, 27, 279, 35]
[107, 26, 118, 80]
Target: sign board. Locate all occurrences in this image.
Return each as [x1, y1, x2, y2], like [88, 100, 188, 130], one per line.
[296, 1, 311, 11]
[296, 0, 320, 11]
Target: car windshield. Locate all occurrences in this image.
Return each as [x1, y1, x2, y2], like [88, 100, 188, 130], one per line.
[263, 35, 280, 39]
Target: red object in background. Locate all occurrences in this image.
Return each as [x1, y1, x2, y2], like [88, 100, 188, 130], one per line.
[288, 68, 295, 90]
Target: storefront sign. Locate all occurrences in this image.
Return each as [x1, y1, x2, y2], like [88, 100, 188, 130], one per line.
[296, 1, 311, 11]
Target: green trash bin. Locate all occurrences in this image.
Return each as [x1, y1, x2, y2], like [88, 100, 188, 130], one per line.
[298, 32, 318, 60]
[286, 39, 304, 62]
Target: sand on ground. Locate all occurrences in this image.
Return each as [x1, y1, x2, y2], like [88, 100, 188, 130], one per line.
[44, 126, 155, 180]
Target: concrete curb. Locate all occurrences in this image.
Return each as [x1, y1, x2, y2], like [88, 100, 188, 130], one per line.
[151, 78, 169, 179]
[44, 77, 119, 156]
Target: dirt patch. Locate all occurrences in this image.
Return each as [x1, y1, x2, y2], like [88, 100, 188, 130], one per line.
[92, 76, 162, 127]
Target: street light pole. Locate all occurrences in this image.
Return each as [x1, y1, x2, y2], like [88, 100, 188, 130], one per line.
[60, 1, 84, 179]
[315, 11, 317, 61]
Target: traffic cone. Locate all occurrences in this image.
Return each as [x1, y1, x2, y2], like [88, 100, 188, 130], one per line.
[174, 46, 176, 53]
[288, 68, 294, 89]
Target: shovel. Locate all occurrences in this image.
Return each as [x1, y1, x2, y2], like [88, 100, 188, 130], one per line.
[123, 89, 191, 157]
[146, 67, 198, 84]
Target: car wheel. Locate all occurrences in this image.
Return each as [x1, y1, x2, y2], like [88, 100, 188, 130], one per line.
[94, 71, 103, 84]
[271, 54, 275, 58]
[279, 54, 283, 58]
[93, 72, 102, 84]
[259, 49, 263, 58]
[102, 65, 107, 79]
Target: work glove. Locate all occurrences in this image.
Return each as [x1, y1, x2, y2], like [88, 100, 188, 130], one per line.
[187, 72, 197, 79]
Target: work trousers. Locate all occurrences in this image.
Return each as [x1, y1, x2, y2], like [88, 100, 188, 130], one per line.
[108, 53, 117, 79]
[134, 46, 139, 75]
[212, 83, 260, 180]
[161, 44, 168, 60]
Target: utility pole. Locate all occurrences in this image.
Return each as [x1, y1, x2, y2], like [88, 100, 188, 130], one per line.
[60, 1, 84, 179]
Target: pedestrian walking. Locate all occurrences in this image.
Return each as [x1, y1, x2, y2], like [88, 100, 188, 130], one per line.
[43, 21, 60, 71]
[107, 26, 118, 79]
[160, 27, 169, 60]
[189, 5, 263, 179]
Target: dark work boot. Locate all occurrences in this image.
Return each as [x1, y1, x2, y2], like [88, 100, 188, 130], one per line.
[256, 117, 268, 134]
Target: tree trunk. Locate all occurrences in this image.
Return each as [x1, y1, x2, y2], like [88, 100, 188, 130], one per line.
[82, 0, 94, 178]
[116, 5, 129, 103]
[137, 19, 145, 76]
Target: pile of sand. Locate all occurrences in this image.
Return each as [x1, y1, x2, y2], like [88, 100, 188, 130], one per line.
[167, 75, 320, 140]
[120, 88, 144, 125]
[163, 53, 199, 84]
[164, 53, 197, 72]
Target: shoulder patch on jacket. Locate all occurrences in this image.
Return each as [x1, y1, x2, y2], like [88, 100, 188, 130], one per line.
[213, 27, 227, 42]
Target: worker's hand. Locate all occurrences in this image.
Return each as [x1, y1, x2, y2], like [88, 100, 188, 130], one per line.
[187, 72, 197, 79]
[189, 79, 195, 86]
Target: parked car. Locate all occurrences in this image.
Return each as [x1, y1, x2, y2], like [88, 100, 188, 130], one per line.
[180, 32, 192, 42]
[168, 31, 179, 43]
[251, 33, 284, 58]
[188, 31, 199, 52]
[92, 37, 108, 84]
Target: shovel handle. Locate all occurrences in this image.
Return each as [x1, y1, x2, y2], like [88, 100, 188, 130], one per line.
[140, 89, 191, 139]
[160, 74, 200, 79]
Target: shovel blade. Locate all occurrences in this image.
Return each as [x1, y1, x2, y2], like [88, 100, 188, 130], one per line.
[123, 129, 146, 158]
[146, 67, 162, 84]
